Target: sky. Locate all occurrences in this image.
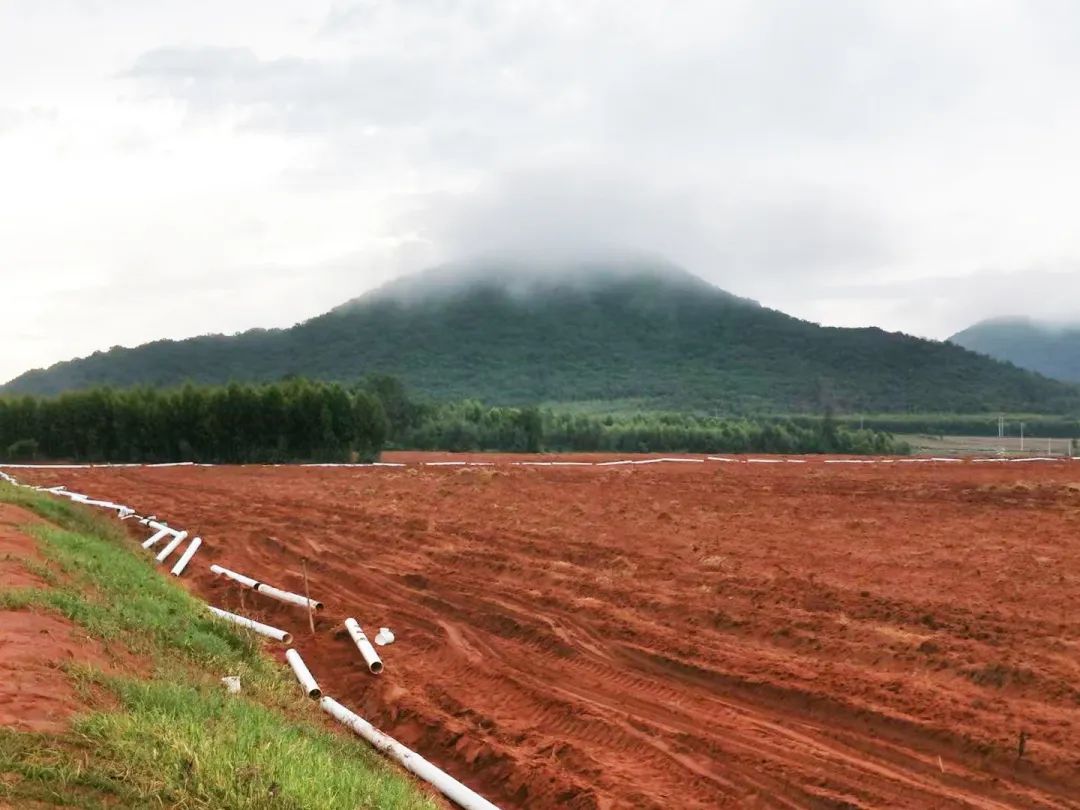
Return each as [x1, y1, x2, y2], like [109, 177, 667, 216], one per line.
[4, 0, 1080, 384]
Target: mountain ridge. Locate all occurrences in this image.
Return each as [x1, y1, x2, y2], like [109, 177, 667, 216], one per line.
[950, 317, 1080, 383]
[6, 261, 1079, 413]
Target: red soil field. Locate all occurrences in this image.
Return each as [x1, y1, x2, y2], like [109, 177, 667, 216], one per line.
[13, 457, 1080, 809]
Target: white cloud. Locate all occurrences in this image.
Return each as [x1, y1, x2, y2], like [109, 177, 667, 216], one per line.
[4, 0, 1080, 384]
[783, 264, 1080, 340]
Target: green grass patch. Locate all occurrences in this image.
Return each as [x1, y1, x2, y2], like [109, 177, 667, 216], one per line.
[0, 483, 438, 809]
[25, 521, 259, 664]
[67, 677, 429, 809]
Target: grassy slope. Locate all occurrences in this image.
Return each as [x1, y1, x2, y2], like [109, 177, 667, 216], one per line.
[5, 265, 1078, 414]
[0, 484, 437, 810]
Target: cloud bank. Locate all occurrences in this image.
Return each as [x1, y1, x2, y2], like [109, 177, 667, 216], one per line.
[5, 0, 1080, 381]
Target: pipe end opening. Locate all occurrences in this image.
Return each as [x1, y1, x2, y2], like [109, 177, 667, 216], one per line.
[281, 633, 293, 644]
[314, 602, 325, 611]
[369, 661, 383, 675]
[309, 688, 322, 699]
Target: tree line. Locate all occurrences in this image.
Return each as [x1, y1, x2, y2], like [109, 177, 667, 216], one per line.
[394, 400, 906, 456]
[0, 375, 907, 463]
[0, 379, 387, 463]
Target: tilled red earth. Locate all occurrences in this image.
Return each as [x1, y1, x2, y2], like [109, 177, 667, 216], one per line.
[14, 456, 1080, 808]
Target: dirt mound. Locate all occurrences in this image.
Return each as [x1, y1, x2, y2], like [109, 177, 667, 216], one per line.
[0, 504, 147, 734]
[0, 610, 113, 732]
[0, 503, 50, 590]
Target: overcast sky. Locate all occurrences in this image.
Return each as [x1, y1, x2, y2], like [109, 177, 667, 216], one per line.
[4, 0, 1080, 383]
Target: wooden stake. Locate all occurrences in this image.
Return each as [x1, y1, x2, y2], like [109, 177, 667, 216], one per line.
[302, 558, 315, 637]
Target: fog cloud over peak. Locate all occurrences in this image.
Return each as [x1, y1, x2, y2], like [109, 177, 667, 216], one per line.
[5, 0, 1080, 382]
[401, 165, 895, 288]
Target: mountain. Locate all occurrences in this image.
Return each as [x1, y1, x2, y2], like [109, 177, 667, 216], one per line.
[5, 260, 1079, 413]
[950, 317, 1080, 384]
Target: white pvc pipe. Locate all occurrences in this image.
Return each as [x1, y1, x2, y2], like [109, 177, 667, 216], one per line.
[170, 537, 202, 577]
[285, 649, 321, 698]
[142, 527, 172, 549]
[257, 583, 323, 611]
[210, 564, 260, 590]
[155, 531, 188, 563]
[207, 605, 292, 643]
[209, 566, 322, 611]
[321, 697, 500, 810]
[344, 618, 384, 674]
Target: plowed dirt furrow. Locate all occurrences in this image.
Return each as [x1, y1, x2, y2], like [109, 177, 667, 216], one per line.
[13, 457, 1080, 808]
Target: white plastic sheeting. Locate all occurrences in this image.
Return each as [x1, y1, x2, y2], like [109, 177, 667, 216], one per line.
[4, 455, 1078, 475]
[374, 627, 395, 646]
[221, 675, 242, 694]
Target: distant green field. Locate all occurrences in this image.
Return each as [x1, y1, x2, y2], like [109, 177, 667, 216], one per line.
[898, 434, 1076, 456]
[824, 413, 1080, 439]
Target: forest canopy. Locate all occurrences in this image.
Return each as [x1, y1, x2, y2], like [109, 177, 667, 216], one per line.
[0, 376, 907, 463]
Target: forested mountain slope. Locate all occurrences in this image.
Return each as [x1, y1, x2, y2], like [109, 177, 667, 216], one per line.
[6, 261, 1078, 413]
[950, 317, 1080, 383]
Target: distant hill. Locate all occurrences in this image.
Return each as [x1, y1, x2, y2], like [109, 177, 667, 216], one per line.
[5, 260, 1079, 413]
[950, 317, 1080, 384]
